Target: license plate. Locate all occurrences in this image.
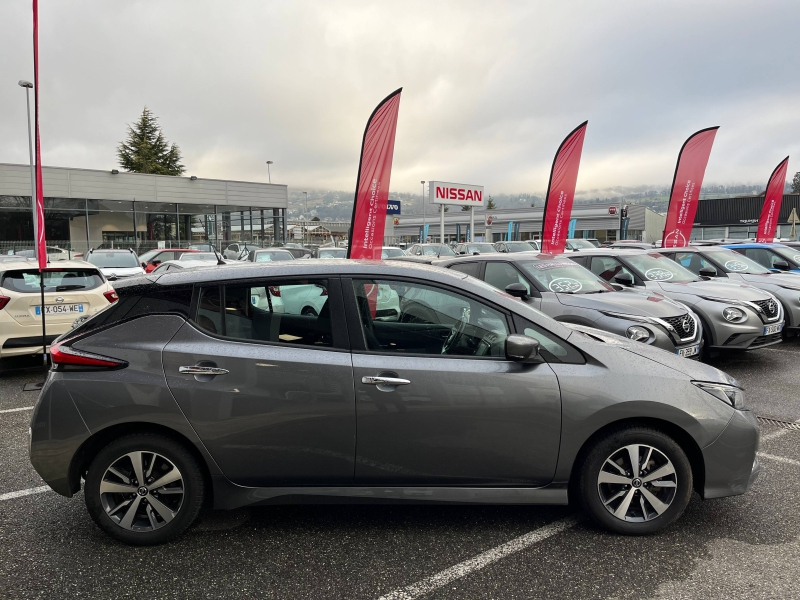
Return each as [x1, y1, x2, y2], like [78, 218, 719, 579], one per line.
[676, 344, 700, 358]
[35, 304, 84, 315]
[764, 323, 783, 335]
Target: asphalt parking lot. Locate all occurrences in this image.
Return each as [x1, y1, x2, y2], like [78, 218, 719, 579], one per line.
[1, 343, 799, 600]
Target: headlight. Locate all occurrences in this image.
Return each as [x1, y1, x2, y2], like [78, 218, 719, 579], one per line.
[692, 381, 746, 410]
[626, 325, 651, 342]
[722, 306, 746, 322]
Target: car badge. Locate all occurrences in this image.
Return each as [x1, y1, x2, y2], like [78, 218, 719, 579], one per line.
[55, 296, 64, 303]
[768, 300, 776, 313]
[681, 316, 691, 333]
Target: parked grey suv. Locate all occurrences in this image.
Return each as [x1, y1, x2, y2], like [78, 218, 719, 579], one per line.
[30, 260, 759, 544]
[656, 246, 800, 335]
[433, 254, 703, 358]
[567, 249, 784, 356]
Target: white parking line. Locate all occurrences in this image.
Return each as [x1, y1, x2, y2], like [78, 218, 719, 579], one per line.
[0, 486, 51, 502]
[0, 406, 34, 414]
[377, 516, 578, 600]
[760, 418, 800, 443]
[758, 452, 800, 467]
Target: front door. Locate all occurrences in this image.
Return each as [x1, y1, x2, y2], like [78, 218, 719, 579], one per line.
[162, 277, 355, 487]
[347, 277, 561, 486]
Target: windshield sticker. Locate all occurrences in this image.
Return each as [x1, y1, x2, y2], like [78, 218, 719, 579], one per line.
[548, 278, 583, 293]
[724, 260, 749, 272]
[531, 261, 575, 271]
[644, 268, 674, 281]
[794, 255, 800, 263]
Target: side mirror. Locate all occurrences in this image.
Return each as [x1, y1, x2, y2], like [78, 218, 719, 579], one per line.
[774, 260, 790, 271]
[698, 266, 718, 278]
[614, 272, 634, 286]
[505, 334, 541, 362]
[505, 283, 529, 298]
[140, 262, 147, 268]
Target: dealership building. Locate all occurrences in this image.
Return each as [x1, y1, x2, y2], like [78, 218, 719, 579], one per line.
[0, 163, 288, 256]
[690, 194, 800, 240]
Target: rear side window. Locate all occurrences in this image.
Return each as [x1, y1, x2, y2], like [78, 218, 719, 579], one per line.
[1, 269, 104, 293]
[195, 280, 333, 347]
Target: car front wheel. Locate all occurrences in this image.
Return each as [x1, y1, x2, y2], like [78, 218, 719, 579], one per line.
[85, 433, 205, 545]
[578, 427, 693, 535]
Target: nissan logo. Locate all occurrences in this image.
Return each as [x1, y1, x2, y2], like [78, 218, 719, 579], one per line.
[768, 300, 776, 313]
[681, 316, 691, 333]
[55, 296, 64, 304]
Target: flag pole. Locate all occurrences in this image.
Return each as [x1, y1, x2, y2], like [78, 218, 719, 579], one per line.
[33, 0, 48, 366]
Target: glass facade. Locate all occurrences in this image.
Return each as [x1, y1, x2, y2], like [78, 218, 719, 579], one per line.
[0, 196, 285, 257]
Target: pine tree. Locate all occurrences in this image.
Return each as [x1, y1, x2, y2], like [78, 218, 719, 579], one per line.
[792, 172, 800, 194]
[117, 107, 185, 175]
[485, 195, 497, 209]
[461, 205, 471, 211]
[437, 204, 449, 213]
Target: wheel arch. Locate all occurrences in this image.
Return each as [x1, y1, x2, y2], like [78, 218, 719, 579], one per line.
[68, 422, 213, 498]
[568, 417, 705, 500]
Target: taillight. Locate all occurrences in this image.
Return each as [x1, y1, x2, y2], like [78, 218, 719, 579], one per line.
[320, 288, 328, 296]
[103, 290, 119, 303]
[268, 286, 281, 297]
[0, 295, 9, 310]
[50, 342, 127, 370]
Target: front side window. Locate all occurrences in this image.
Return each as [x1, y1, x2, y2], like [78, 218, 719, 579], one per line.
[484, 262, 531, 294]
[352, 279, 508, 357]
[195, 279, 332, 347]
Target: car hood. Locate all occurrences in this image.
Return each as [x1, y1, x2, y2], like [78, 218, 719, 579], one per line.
[738, 273, 800, 289]
[654, 280, 768, 301]
[99, 266, 145, 278]
[557, 290, 686, 318]
[564, 324, 738, 385]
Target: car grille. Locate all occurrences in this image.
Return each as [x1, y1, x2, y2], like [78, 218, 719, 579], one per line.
[753, 299, 780, 320]
[662, 314, 696, 340]
[749, 332, 782, 348]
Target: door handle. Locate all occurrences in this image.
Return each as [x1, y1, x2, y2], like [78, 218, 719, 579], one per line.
[179, 366, 229, 376]
[362, 376, 411, 386]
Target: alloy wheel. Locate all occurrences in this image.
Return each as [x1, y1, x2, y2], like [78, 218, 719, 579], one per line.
[597, 444, 677, 522]
[99, 451, 185, 532]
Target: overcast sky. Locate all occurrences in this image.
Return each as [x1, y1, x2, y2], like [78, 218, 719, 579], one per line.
[2, 1, 799, 194]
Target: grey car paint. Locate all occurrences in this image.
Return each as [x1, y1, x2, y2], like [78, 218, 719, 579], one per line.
[565, 248, 784, 352]
[656, 246, 800, 331]
[30, 260, 758, 511]
[432, 254, 702, 355]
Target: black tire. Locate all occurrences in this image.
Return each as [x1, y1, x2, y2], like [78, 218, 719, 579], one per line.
[85, 433, 206, 546]
[301, 306, 318, 317]
[577, 426, 692, 535]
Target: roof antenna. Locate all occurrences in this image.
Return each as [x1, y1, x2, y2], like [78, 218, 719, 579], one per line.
[213, 248, 226, 266]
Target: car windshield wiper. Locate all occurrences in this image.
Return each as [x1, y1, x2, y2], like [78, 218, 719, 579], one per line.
[582, 290, 607, 294]
[56, 284, 86, 291]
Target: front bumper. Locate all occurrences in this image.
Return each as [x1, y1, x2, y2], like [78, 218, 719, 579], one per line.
[702, 409, 760, 499]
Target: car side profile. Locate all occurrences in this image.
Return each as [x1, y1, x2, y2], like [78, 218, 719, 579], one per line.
[432, 254, 703, 357]
[31, 261, 758, 545]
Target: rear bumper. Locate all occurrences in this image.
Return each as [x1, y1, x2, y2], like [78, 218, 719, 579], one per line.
[702, 409, 760, 499]
[0, 326, 71, 358]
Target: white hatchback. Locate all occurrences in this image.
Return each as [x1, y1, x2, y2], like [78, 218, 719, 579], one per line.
[0, 260, 117, 358]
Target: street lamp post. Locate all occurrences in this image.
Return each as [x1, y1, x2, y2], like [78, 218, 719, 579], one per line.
[18, 80, 37, 260]
[266, 161, 273, 183]
[420, 181, 426, 242]
[302, 191, 308, 246]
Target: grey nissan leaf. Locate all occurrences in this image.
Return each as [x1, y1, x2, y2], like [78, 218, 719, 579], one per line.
[566, 249, 784, 357]
[30, 260, 759, 545]
[654, 246, 800, 336]
[432, 254, 703, 358]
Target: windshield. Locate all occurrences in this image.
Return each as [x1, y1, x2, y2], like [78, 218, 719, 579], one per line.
[465, 244, 498, 253]
[1, 269, 104, 293]
[520, 260, 614, 294]
[180, 252, 217, 261]
[381, 248, 405, 258]
[625, 253, 698, 283]
[568, 239, 597, 249]
[772, 246, 800, 265]
[706, 250, 771, 274]
[189, 244, 213, 251]
[317, 248, 347, 258]
[506, 242, 536, 252]
[423, 245, 456, 256]
[255, 251, 294, 262]
[87, 252, 140, 269]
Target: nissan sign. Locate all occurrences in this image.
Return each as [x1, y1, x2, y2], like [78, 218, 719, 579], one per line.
[429, 181, 485, 207]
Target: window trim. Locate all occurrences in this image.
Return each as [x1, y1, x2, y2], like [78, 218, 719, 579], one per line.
[190, 276, 350, 351]
[342, 275, 514, 359]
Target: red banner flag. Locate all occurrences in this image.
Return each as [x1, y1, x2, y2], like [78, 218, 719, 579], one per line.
[540, 121, 588, 254]
[661, 127, 719, 248]
[347, 88, 402, 260]
[756, 157, 790, 243]
[33, 0, 46, 271]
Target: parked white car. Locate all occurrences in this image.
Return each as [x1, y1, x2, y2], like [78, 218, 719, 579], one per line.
[85, 249, 145, 279]
[0, 260, 117, 358]
[250, 281, 400, 320]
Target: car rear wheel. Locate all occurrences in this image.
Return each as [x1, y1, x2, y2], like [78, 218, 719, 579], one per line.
[577, 427, 692, 535]
[85, 433, 205, 545]
[301, 306, 318, 317]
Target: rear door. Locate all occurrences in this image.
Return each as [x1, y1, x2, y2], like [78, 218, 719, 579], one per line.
[162, 276, 356, 486]
[345, 276, 562, 486]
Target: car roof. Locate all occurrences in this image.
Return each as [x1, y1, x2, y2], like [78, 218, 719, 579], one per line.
[434, 252, 563, 266]
[0, 259, 100, 272]
[720, 242, 788, 248]
[91, 248, 137, 253]
[254, 248, 293, 253]
[554, 247, 654, 256]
